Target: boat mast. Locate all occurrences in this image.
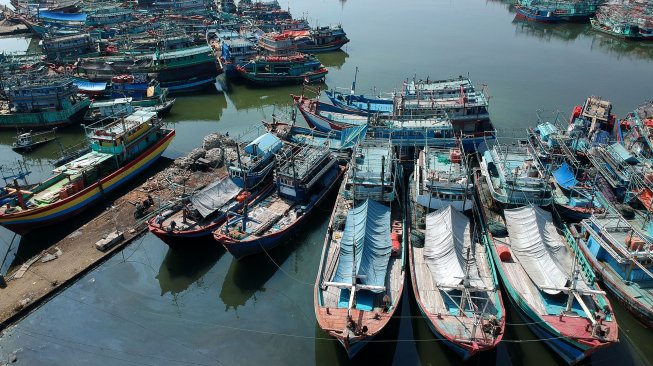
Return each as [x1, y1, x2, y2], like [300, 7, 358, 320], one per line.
[349, 66, 358, 106]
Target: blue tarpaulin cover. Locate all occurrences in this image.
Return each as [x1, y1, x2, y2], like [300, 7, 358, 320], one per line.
[244, 133, 282, 157]
[73, 79, 107, 91]
[553, 162, 577, 190]
[39, 11, 87, 22]
[332, 199, 391, 292]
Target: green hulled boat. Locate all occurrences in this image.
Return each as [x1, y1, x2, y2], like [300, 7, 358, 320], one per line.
[0, 77, 91, 129]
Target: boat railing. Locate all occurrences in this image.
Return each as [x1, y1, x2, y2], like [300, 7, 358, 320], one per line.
[587, 214, 653, 262]
[562, 224, 597, 285]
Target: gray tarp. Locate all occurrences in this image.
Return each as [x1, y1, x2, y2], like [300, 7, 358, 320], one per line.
[424, 205, 483, 290]
[504, 205, 584, 295]
[190, 176, 241, 218]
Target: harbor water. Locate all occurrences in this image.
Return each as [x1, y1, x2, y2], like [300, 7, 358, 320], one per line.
[1, 0, 653, 364]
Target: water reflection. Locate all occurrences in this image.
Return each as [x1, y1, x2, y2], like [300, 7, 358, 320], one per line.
[512, 18, 585, 43]
[223, 82, 325, 111]
[156, 245, 224, 296]
[588, 33, 653, 61]
[164, 92, 228, 123]
[316, 50, 349, 70]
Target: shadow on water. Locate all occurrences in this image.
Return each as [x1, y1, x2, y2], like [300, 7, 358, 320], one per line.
[156, 245, 225, 296]
[8, 157, 173, 270]
[313, 300, 402, 366]
[219, 186, 338, 312]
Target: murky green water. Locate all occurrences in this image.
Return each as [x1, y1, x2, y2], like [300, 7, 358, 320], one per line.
[1, 0, 653, 364]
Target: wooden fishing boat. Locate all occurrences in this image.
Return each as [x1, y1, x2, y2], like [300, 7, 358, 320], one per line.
[214, 140, 344, 260]
[476, 170, 619, 364]
[479, 138, 553, 206]
[315, 140, 405, 357]
[148, 178, 275, 249]
[515, 0, 601, 23]
[283, 25, 349, 53]
[293, 94, 369, 132]
[0, 77, 90, 129]
[11, 128, 58, 152]
[235, 53, 328, 86]
[0, 110, 175, 235]
[148, 128, 282, 248]
[294, 93, 493, 152]
[412, 146, 473, 211]
[327, 74, 491, 123]
[575, 214, 653, 328]
[264, 119, 367, 153]
[408, 185, 504, 359]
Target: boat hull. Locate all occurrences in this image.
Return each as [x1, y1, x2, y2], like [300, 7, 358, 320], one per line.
[0, 129, 175, 235]
[0, 98, 90, 129]
[577, 234, 653, 328]
[148, 182, 275, 250]
[296, 39, 349, 53]
[161, 76, 218, 94]
[217, 165, 344, 260]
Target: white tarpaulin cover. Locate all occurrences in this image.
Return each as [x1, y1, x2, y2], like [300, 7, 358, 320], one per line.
[504, 205, 581, 295]
[424, 205, 483, 290]
[190, 176, 241, 218]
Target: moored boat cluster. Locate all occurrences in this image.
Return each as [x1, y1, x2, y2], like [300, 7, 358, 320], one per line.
[513, 0, 653, 41]
[2, 0, 653, 364]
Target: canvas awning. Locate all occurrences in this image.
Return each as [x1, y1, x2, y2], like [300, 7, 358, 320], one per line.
[190, 176, 241, 218]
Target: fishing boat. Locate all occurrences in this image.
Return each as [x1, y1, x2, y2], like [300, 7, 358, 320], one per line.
[315, 140, 404, 357]
[218, 36, 257, 78]
[590, 3, 649, 40]
[326, 74, 491, 122]
[479, 138, 553, 206]
[408, 201, 504, 359]
[413, 146, 473, 211]
[293, 93, 369, 132]
[282, 25, 349, 53]
[11, 128, 58, 152]
[147, 177, 275, 249]
[566, 96, 615, 156]
[575, 213, 653, 327]
[293, 93, 493, 151]
[83, 97, 176, 122]
[623, 101, 653, 161]
[264, 117, 368, 153]
[236, 53, 328, 86]
[214, 140, 344, 259]
[0, 110, 175, 235]
[226, 129, 284, 188]
[476, 169, 618, 363]
[76, 44, 221, 93]
[41, 32, 99, 62]
[515, 0, 602, 23]
[551, 162, 605, 220]
[0, 76, 90, 129]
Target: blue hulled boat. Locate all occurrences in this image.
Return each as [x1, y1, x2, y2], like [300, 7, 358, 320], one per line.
[215, 140, 344, 260]
[576, 214, 653, 328]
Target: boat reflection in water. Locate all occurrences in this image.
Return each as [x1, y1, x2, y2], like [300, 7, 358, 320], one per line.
[156, 245, 225, 296]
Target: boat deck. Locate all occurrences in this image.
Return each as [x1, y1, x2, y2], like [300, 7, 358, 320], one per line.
[223, 193, 294, 240]
[413, 238, 499, 342]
